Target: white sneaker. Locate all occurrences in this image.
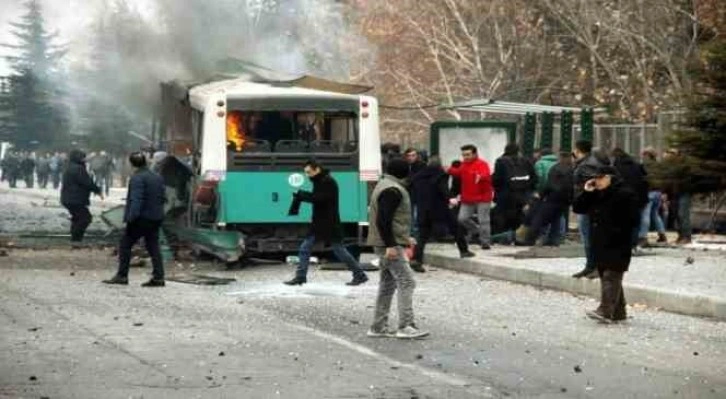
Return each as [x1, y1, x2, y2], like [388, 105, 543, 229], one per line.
[367, 328, 395, 338]
[395, 325, 430, 339]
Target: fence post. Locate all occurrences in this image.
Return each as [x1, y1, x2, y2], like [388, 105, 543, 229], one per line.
[523, 112, 536, 157]
[560, 111, 573, 151]
[540, 112, 554, 150]
[581, 108, 594, 143]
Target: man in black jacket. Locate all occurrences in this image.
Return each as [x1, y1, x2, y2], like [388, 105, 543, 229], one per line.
[104, 152, 167, 287]
[60, 149, 103, 244]
[284, 160, 368, 286]
[410, 157, 475, 272]
[571, 140, 608, 279]
[491, 143, 537, 242]
[573, 165, 640, 323]
[525, 152, 574, 246]
[611, 148, 649, 247]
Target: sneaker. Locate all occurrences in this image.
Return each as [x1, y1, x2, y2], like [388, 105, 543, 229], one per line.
[367, 328, 396, 338]
[572, 268, 591, 278]
[585, 270, 600, 279]
[586, 309, 613, 324]
[460, 251, 476, 259]
[141, 279, 165, 287]
[102, 276, 128, 285]
[395, 325, 430, 339]
[346, 275, 369, 286]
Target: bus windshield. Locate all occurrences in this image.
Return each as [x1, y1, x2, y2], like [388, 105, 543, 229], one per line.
[226, 110, 358, 154]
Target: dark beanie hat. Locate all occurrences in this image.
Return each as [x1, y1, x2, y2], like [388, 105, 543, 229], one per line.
[386, 157, 409, 179]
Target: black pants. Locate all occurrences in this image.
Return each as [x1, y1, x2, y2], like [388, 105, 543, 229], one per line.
[65, 205, 92, 242]
[51, 172, 61, 189]
[598, 270, 627, 320]
[38, 172, 49, 189]
[525, 200, 567, 245]
[414, 210, 468, 263]
[116, 219, 164, 281]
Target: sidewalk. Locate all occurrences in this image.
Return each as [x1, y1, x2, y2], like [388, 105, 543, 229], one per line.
[426, 242, 726, 320]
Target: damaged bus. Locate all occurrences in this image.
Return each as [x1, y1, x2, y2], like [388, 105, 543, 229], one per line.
[159, 72, 381, 261]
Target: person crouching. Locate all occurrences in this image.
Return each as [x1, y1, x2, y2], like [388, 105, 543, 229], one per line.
[573, 166, 640, 323]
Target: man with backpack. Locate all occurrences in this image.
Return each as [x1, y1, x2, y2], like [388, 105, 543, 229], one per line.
[491, 143, 538, 243]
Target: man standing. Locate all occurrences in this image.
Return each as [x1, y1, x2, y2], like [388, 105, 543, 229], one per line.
[491, 143, 537, 243]
[36, 153, 51, 189]
[410, 157, 475, 272]
[404, 148, 426, 237]
[534, 148, 557, 193]
[638, 148, 668, 245]
[21, 152, 36, 188]
[367, 158, 428, 339]
[611, 148, 649, 248]
[104, 152, 166, 287]
[573, 166, 639, 323]
[60, 150, 103, 245]
[448, 145, 493, 250]
[571, 140, 607, 279]
[284, 160, 368, 286]
[49, 152, 62, 189]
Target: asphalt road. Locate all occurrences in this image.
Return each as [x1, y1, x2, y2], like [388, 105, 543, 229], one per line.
[1, 249, 725, 399]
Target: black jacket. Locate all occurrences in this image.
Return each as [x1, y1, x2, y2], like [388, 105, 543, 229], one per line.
[573, 179, 640, 272]
[542, 162, 574, 205]
[297, 170, 343, 243]
[613, 154, 649, 208]
[411, 165, 452, 222]
[492, 155, 537, 204]
[60, 150, 101, 207]
[124, 167, 166, 223]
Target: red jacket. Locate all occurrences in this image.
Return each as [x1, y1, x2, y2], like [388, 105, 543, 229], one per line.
[448, 157, 493, 204]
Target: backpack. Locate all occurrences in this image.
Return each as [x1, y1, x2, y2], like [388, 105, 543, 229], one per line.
[506, 157, 533, 193]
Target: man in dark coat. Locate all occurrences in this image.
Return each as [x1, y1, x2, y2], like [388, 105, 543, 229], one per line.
[410, 157, 475, 272]
[491, 143, 537, 242]
[36, 153, 51, 189]
[525, 152, 574, 246]
[573, 166, 640, 323]
[571, 140, 609, 279]
[104, 152, 167, 287]
[611, 148, 649, 247]
[20, 153, 36, 188]
[284, 160, 368, 286]
[60, 149, 102, 244]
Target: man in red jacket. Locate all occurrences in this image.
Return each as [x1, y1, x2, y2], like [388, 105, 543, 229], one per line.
[448, 144, 494, 249]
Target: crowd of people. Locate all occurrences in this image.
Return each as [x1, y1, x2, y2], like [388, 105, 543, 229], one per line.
[1, 150, 131, 194]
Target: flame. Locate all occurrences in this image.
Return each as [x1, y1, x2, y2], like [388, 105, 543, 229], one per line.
[226, 111, 246, 151]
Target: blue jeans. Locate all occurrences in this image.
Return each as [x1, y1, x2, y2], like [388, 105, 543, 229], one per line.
[639, 191, 666, 238]
[578, 214, 594, 270]
[295, 235, 366, 279]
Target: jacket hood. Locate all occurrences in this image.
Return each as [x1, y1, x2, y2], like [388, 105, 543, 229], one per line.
[540, 154, 558, 162]
[69, 149, 86, 164]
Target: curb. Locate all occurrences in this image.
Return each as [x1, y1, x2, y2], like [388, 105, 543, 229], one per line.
[426, 252, 726, 320]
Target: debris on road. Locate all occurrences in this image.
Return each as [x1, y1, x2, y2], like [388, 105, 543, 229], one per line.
[684, 256, 695, 265]
[167, 274, 236, 286]
[133, 322, 144, 327]
[574, 365, 583, 373]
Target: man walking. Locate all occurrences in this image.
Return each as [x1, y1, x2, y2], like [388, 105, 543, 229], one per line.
[525, 152, 573, 246]
[21, 152, 36, 188]
[367, 158, 428, 339]
[571, 140, 607, 279]
[60, 150, 103, 245]
[49, 152, 63, 189]
[448, 145, 493, 249]
[284, 160, 368, 286]
[36, 153, 51, 189]
[410, 156, 475, 272]
[573, 166, 639, 323]
[104, 152, 167, 287]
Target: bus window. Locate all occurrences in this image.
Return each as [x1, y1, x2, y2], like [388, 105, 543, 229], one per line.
[227, 110, 358, 153]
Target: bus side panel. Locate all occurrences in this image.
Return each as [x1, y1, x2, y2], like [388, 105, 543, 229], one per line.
[219, 172, 363, 224]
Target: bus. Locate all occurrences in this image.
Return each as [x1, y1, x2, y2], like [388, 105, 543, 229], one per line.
[159, 74, 382, 260]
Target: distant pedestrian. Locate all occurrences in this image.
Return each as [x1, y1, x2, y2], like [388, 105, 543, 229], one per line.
[5, 151, 21, 188]
[36, 153, 51, 189]
[284, 160, 368, 286]
[103, 152, 167, 287]
[367, 157, 428, 339]
[638, 148, 668, 245]
[448, 144, 493, 250]
[491, 143, 537, 244]
[410, 156, 475, 272]
[573, 166, 640, 323]
[571, 140, 608, 279]
[534, 148, 557, 193]
[20, 152, 36, 188]
[60, 150, 103, 245]
[49, 152, 63, 189]
[404, 148, 426, 238]
[660, 148, 694, 245]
